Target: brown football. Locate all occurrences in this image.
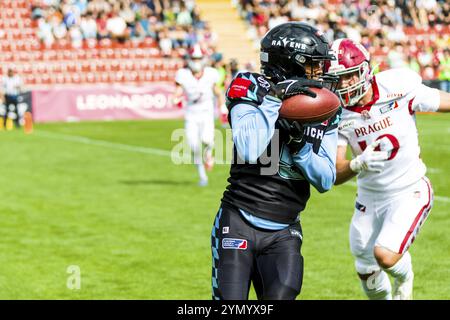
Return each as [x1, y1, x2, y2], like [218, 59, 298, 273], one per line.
[279, 87, 341, 123]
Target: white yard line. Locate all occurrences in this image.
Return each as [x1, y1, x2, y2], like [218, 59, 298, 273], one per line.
[35, 130, 173, 157]
[427, 168, 441, 174]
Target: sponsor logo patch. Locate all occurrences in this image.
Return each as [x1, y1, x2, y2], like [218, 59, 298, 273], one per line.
[227, 78, 252, 99]
[380, 101, 399, 114]
[257, 76, 271, 90]
[222, 226, 229, 234]
[339, 120, 354, 131]
[289, 229, 303, 240]
[222, 238, 247, 250]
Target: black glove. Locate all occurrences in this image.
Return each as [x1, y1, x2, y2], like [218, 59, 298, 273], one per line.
[277, 118, 306, 155]
[272, 77, 323, 100]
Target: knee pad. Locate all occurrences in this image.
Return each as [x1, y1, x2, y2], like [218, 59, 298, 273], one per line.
[355, 260, 392, 300]
[359, 269, 392, 300]
[355, 259, 380, 276]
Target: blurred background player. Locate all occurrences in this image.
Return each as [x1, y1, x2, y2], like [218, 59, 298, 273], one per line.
[328, 38, 450, 300]
[211, 22, 340, 300]
[1, 68, 23, 129]
[173, 44, 224, 186]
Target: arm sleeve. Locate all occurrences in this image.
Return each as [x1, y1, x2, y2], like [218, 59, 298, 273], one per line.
[411, 84, 440, 112]
[230, 96, 282, 163]
[291, 128, 338, 193]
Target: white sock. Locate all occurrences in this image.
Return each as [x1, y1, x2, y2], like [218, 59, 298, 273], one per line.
[384, 251, 413, 282]
[361, 270, 392, 300]
[196, 164, 207, 182]
[193, 149, 207, 182]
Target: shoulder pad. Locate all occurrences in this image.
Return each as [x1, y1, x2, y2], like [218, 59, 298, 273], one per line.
[225, 72, 273, 109]
[375, 68, 422, 98]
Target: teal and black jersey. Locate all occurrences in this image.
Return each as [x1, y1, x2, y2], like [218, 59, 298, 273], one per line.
[221, 72, 339, 225]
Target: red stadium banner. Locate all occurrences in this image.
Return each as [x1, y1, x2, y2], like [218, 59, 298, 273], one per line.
[31, 84, 183, 123]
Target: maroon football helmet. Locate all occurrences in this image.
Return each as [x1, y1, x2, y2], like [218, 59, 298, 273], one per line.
[326, 38, 373, 106]
[187, 44, 207, 73]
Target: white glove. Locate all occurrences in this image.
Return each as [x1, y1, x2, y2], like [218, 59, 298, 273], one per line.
[350, 139, 389, 173]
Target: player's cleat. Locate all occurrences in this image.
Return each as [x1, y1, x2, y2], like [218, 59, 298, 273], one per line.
[198, 179, 208, 187]
[392, 272, 414, 300]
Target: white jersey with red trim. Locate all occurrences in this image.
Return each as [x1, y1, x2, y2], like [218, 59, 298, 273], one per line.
[175, 67, 219, 115]
[338, 68, 440, 193]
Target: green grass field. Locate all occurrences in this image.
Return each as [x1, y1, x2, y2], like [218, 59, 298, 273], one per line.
[0, 114, 448, 299]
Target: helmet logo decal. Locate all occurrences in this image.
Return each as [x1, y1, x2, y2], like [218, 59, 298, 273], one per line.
[271, 37, 307, 50]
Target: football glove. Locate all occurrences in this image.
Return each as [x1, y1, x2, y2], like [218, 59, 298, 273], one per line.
[350, 139, 389, 173]
[272, 77, 324, 100]
[277, 118, 306, 155]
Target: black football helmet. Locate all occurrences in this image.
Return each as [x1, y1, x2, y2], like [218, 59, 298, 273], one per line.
[260, 22, 336, 84]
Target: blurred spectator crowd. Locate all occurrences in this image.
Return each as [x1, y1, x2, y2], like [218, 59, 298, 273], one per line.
[5, 0, 448, 86]
[32, 0, 221, 59]
[235, 0, 450, 82]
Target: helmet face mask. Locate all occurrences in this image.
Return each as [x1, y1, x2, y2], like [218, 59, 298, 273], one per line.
[326, 39, 373, 107]
[187, 45, 206, 73]
[188, 57, 206, 73]
[260, 22, 337, 88]
[334, 62, 371, 106]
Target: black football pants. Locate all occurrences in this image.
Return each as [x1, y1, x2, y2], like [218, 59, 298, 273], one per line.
[4, 95, 20, 128]
[211, 203, 303, 300]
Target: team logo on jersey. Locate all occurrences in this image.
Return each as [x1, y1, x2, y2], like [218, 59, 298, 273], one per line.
[361, 110, 371, 120]
[222, 238, 248, 250]
[355, 201, 366, 213]
[222, 227, 229, 234]
[271, 37, 307, 50]
[380, 101, 399, 115]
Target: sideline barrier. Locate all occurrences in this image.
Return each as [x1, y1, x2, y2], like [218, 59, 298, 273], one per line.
[31, 83, 183, 123]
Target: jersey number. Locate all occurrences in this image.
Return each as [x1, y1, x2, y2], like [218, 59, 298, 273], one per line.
[357, 134, 400, 160]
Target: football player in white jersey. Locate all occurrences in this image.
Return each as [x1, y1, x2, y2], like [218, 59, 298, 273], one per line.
[173, 45, 224, 186]
[327, 38, 450, 300]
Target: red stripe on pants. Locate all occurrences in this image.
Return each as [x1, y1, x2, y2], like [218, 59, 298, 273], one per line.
[398, 178, 432, 254]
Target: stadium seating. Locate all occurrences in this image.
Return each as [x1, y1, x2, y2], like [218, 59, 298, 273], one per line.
[0, 0, 185, 87]
[237, 0, 449, 81]
[0, 0, 447, 87]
